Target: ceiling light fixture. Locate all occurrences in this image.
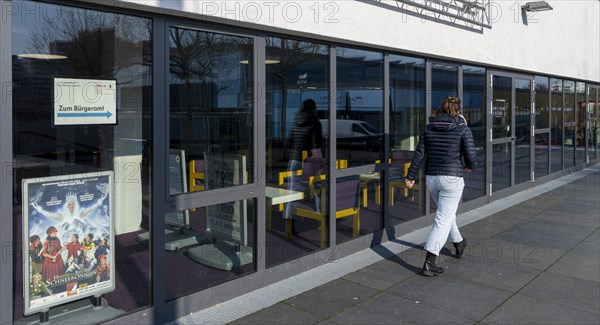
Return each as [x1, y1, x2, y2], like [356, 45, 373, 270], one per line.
[17, 53, 68, 60]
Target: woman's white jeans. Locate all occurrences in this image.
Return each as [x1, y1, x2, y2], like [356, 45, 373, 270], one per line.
[424, 175, 465, 256]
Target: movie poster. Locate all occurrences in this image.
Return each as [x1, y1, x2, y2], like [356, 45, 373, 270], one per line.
[22, 172, 114, 315]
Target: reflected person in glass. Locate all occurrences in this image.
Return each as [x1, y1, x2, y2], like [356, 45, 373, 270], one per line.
[285, 99, 324, 236]
[405, 96, 475, 276]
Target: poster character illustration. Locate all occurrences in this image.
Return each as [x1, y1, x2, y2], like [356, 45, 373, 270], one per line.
[22, 172, 114, 314]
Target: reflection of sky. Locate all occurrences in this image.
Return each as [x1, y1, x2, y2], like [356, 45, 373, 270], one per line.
[11, 1, 59, 55]
[336, 47, 383, 61]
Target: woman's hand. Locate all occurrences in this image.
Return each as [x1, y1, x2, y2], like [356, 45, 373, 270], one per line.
[464, 168, 472, 173]
[405, 178, 415, 189]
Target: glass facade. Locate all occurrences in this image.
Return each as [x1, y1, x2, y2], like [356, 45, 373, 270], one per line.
[576, 82, 587, 164]
[534, 76, 550, 178]
[11, 0, 152, 321]
[335, 48, 384, 167]
[335, 47, 384, 244]
[389, 55, 425, 223]
[462, 66, 487, 202]
[564, 80, 576, 167]
[2, 0, 598, 323]
[589, 87, 600, 159]
[165, 27, 256, 299]
[550, 78, 563, 173]
[515, 79, 532, 185]
[264, 37, 330, 266]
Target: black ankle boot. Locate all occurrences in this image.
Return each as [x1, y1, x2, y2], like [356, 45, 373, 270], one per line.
[453, 238, 467, 258]
[421, 251, 444, 276]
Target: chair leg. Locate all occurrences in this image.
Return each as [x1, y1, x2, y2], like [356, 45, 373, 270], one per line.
[285, 219, 293, 240]
[320, 219, 327, 248]
[352, 214, 360, 237]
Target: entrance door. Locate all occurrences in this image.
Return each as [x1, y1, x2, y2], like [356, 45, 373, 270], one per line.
[488, 71, 534, 195]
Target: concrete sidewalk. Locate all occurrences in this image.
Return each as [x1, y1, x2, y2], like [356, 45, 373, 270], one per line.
[175, 165, 600, 325]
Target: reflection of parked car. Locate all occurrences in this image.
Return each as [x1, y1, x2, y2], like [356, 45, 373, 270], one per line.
[320, 119, 382, 148]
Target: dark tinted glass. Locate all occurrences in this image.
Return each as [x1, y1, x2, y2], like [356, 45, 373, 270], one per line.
[264, 37, 330, 266]
[336, 48, 384, 167]
[12, 0, 152, 320]
[389, 55, 425, 223]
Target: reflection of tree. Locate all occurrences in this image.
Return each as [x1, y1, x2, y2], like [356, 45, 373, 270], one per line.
[19, 4, 151, 168]
[28, 7, 150, 84]
[169, 29, 251, 151]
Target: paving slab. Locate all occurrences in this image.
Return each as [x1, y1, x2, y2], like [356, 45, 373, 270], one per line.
[443, 254, 542, 292]
[519, 271, 600, 314]
[342, 254, 421, 290]
[533, 207, 600, 229]
[548, 239, 600, 282]
[588, 229, 600, 242]
[385, 274, 512, 320]
[493, 223, 587, 251]
[327, 292, 473, 324]
[481, 293, 600, 324]
[229, 302, 322, 324]
[467, 237, 567, 270]
[283, 278, 378, 319]
[460, 216, 523, 243]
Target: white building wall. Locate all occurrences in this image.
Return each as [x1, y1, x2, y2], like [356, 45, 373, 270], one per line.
[110, 0, 599, 81]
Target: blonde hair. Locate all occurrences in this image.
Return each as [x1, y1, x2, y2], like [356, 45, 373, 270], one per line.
[432, 96, 462, 118]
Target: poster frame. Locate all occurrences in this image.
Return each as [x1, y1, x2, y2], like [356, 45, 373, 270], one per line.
[204, 153, 248, 246]
[22, 171, 115, 315]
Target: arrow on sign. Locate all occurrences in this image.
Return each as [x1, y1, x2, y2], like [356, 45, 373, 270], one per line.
[57, 111, 113, 118]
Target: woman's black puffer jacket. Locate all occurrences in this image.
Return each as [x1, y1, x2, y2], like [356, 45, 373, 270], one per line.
[290, 111, 324, 161]
[406, 112, 476, 180]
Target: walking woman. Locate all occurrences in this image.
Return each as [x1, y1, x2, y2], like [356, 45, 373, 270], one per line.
[405, 96, 476, 276]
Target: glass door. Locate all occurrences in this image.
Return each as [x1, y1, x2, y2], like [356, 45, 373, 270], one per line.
[488, 71, 534, 194]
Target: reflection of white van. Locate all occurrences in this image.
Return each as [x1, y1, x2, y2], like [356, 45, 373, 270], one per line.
[320, 119, 382, 147]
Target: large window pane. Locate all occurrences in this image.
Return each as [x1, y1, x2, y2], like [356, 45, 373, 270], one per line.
[564, 80, 576, 167]
[535, 136, 549, 178]
[389, 55, 425, 223]
[12, 0, 152, 321]
[535, 76, 550, 177]
[462, 66, 486, 201]
[492, 76, 512, 140]
[336, 48, 384, 167]
[535, 76, 550, 129]
[431, 64, 458, 104]
[264, 37, 329, 266]
[515, 79, 531, 185]
[165, 199, 256, 301]
[550, 79, 563, 172]
[166, 28, 255, 296]
[169, 28, 254, 192]
[589, 87, 599, 159]
[492, 143, 511, 192]
[576, 82, 586, 164]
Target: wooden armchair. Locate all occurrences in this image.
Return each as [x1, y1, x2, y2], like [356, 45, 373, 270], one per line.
[293, 175, 360, 248]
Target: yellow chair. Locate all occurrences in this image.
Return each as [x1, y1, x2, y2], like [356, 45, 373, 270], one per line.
[276, 156, 347, 212]
[389, 162, 422, 210]
[293, 175, 360, 248]
[189, 159, 205, 192]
